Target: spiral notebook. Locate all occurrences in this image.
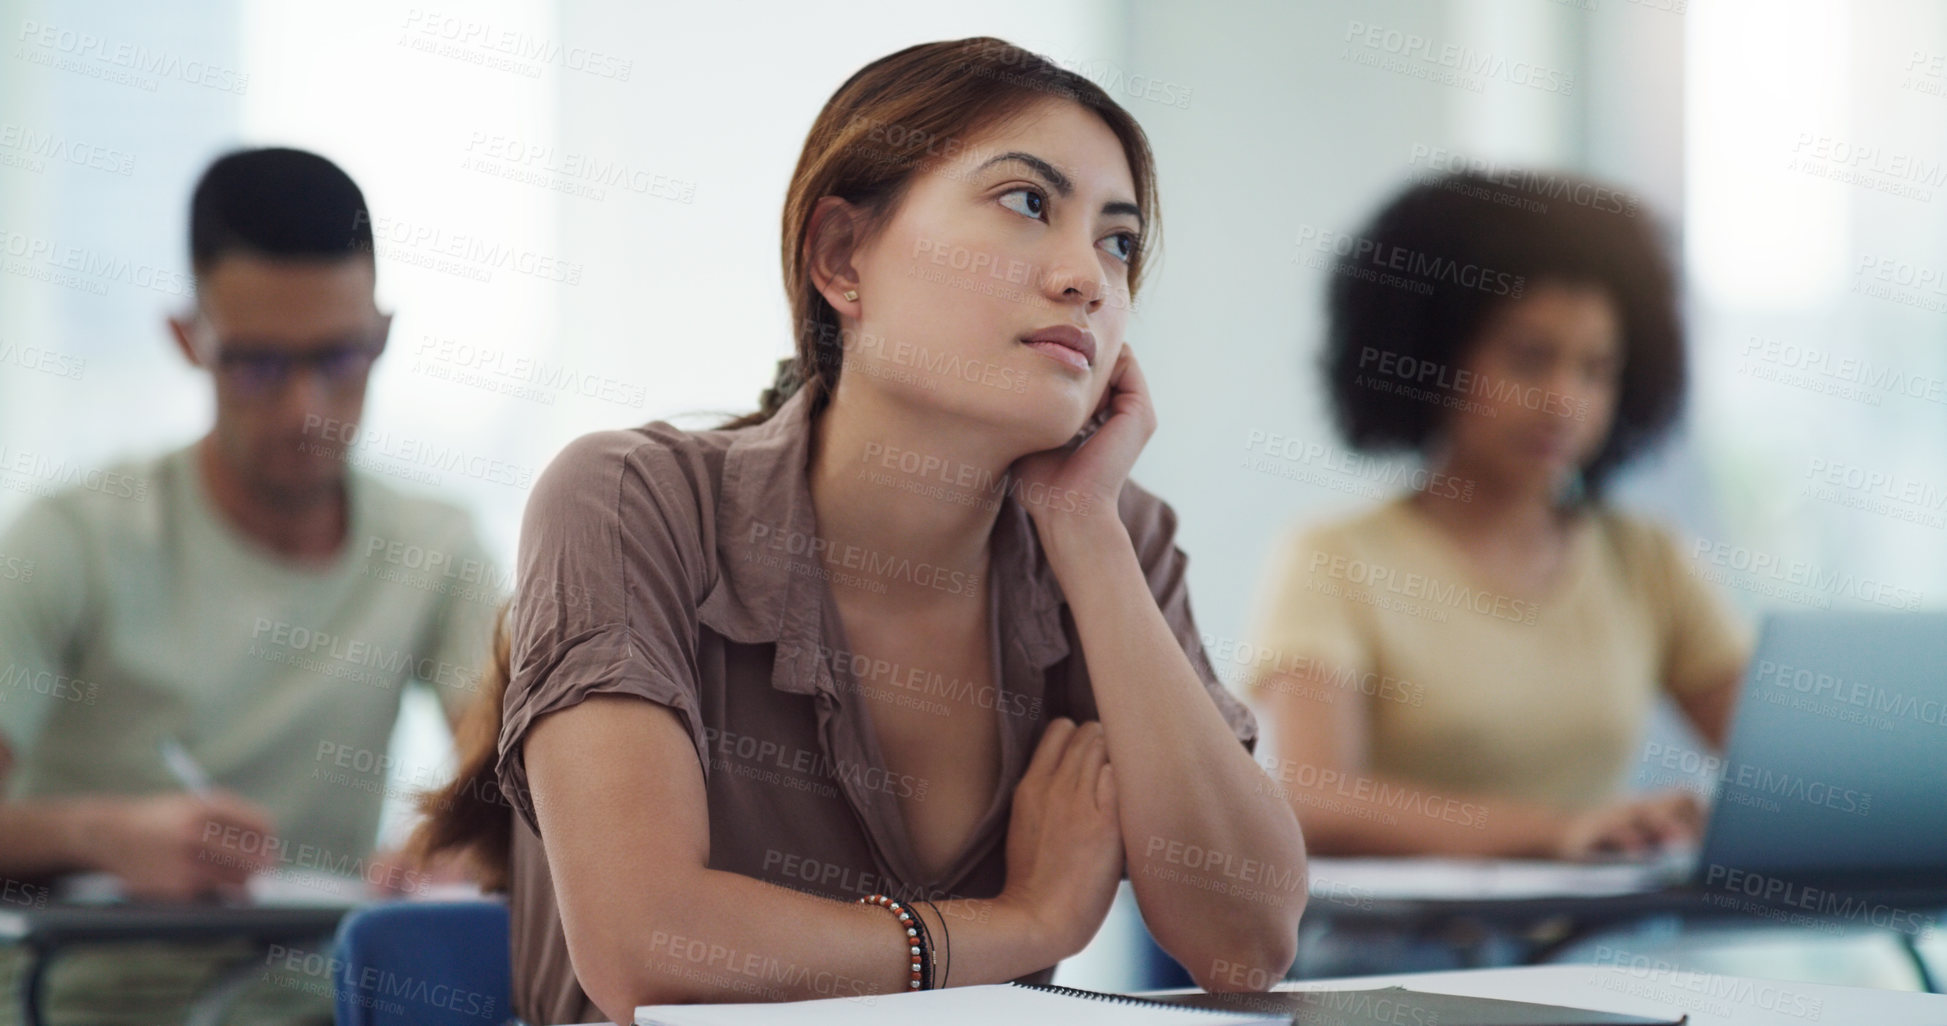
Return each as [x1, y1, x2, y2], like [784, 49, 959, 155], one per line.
[634, 981, 1686, 1025]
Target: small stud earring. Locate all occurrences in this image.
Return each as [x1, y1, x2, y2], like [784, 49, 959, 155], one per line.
[842, 289, 858, 302]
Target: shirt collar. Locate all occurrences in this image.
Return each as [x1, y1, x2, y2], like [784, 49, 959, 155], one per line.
[696, 386, 1072, 694]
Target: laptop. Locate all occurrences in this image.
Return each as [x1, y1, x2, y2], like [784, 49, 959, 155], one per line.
[1310, 611, 1947, 904]
[1679, 610, 1947, 894]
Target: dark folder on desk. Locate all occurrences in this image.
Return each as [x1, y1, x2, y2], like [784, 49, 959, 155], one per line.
[1106, 983, 1686, 1024]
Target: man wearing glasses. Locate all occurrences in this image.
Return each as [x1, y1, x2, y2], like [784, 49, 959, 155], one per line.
[0, 148, 500, 1024]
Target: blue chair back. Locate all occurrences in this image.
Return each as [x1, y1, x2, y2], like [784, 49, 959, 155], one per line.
[331, 899, 515, 1026]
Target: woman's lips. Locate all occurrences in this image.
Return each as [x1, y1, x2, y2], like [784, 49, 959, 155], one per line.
[1019, 324, 1095, 373]
[1024, 340, 1091, 372]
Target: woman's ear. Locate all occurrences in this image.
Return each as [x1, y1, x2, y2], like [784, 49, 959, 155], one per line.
[805, 195, 865, 317]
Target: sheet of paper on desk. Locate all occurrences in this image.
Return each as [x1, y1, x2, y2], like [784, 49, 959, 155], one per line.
[247, 871, 484, 904]
[54, 869, 388, 905]
[244, 869, 379, 904]
[635, 983, 1285, 1025]
[1307, 855, 1681, 900]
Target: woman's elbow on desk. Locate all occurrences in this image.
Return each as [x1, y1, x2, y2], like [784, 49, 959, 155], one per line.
[564, 907, 700, 1026]
[1184, 901, 1305, 994]
[1146, 860, 1307, 994]
[581, 971, 668, 1026]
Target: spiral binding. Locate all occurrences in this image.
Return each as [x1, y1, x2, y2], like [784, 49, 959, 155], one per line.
[1008, 981, 1249, 1016]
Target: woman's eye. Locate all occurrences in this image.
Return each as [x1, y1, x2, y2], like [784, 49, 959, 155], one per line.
[1100, 232, 1137, 263]
[999, 187, 1045, 220]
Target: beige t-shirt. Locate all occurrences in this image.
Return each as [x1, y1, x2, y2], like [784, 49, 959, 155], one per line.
[1247, 496, 1750, 810]
[0, 442, 499, 850]
[0, 441, 502, 1025]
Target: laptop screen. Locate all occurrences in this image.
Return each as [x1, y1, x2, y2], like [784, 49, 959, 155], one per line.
[1696, 610, 1947, 887]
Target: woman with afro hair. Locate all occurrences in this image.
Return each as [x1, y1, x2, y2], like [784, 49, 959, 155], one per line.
[1249, 171, 1750, 862]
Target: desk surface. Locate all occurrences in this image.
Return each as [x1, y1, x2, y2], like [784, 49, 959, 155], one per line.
[1, 900, 358, 1026]
[1273, 964, 1946, 1025]
[1303, 856, 1947, 934]
[0, 901, 352, 948]
[578, 966, 1947, 1026]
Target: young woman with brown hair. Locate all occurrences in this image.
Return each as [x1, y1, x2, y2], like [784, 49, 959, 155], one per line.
[416, 37, 1306, 1024]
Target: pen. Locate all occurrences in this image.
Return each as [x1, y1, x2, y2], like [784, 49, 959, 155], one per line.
[159, 736, 214, 798]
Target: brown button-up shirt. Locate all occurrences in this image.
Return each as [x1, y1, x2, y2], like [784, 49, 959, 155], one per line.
[495, 385, 1256, 1025]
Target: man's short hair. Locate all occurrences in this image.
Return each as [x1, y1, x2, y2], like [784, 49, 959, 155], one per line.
[189, 147, 374, 274]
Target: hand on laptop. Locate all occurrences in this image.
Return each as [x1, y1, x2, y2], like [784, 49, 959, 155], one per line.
[1553, 790, 1704, 860]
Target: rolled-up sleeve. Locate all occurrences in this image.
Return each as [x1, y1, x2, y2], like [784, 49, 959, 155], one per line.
[495, 430, 713, 835]
[1648, 520, 1753, 701]
[1246, 521, 1376, 699]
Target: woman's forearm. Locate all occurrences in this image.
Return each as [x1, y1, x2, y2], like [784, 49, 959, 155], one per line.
[1268, 766, 1566, 858]
[1039, 517, 1307, 991]
[582, 869, 1057, 1018]
[531, 698, 1077, 1024]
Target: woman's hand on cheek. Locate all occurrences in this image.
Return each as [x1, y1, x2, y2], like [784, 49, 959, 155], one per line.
[1011, 344, 1156, 536]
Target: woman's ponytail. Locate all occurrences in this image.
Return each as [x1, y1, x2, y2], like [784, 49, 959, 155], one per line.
[408, 598, 515, 890]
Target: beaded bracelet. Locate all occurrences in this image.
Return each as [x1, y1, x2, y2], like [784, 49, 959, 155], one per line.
[858, 894, 932, 990]
[908, 899, 936, 990]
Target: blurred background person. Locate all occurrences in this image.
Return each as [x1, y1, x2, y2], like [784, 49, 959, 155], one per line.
[0, 147, 498, 1025]
[1248, 170, 1751, 863]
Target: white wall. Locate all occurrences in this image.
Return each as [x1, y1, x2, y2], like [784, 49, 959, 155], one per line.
[0, 0, 243, 518]
[1120, 0, 1585, 681]
[548, 1, 1120, 432]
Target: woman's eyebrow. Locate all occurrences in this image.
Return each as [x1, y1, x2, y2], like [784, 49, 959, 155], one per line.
[976, 150, 1144, 229]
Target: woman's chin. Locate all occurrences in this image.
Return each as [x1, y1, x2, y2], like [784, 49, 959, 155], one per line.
[1007, 405, 1095, 454]
[1023, 372, 1099, 416]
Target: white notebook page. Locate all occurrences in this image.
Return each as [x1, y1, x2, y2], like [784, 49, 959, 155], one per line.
[635, 983, 1283, 1025]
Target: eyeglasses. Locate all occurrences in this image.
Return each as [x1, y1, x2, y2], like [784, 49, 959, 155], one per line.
[213, 341, 383, 397]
